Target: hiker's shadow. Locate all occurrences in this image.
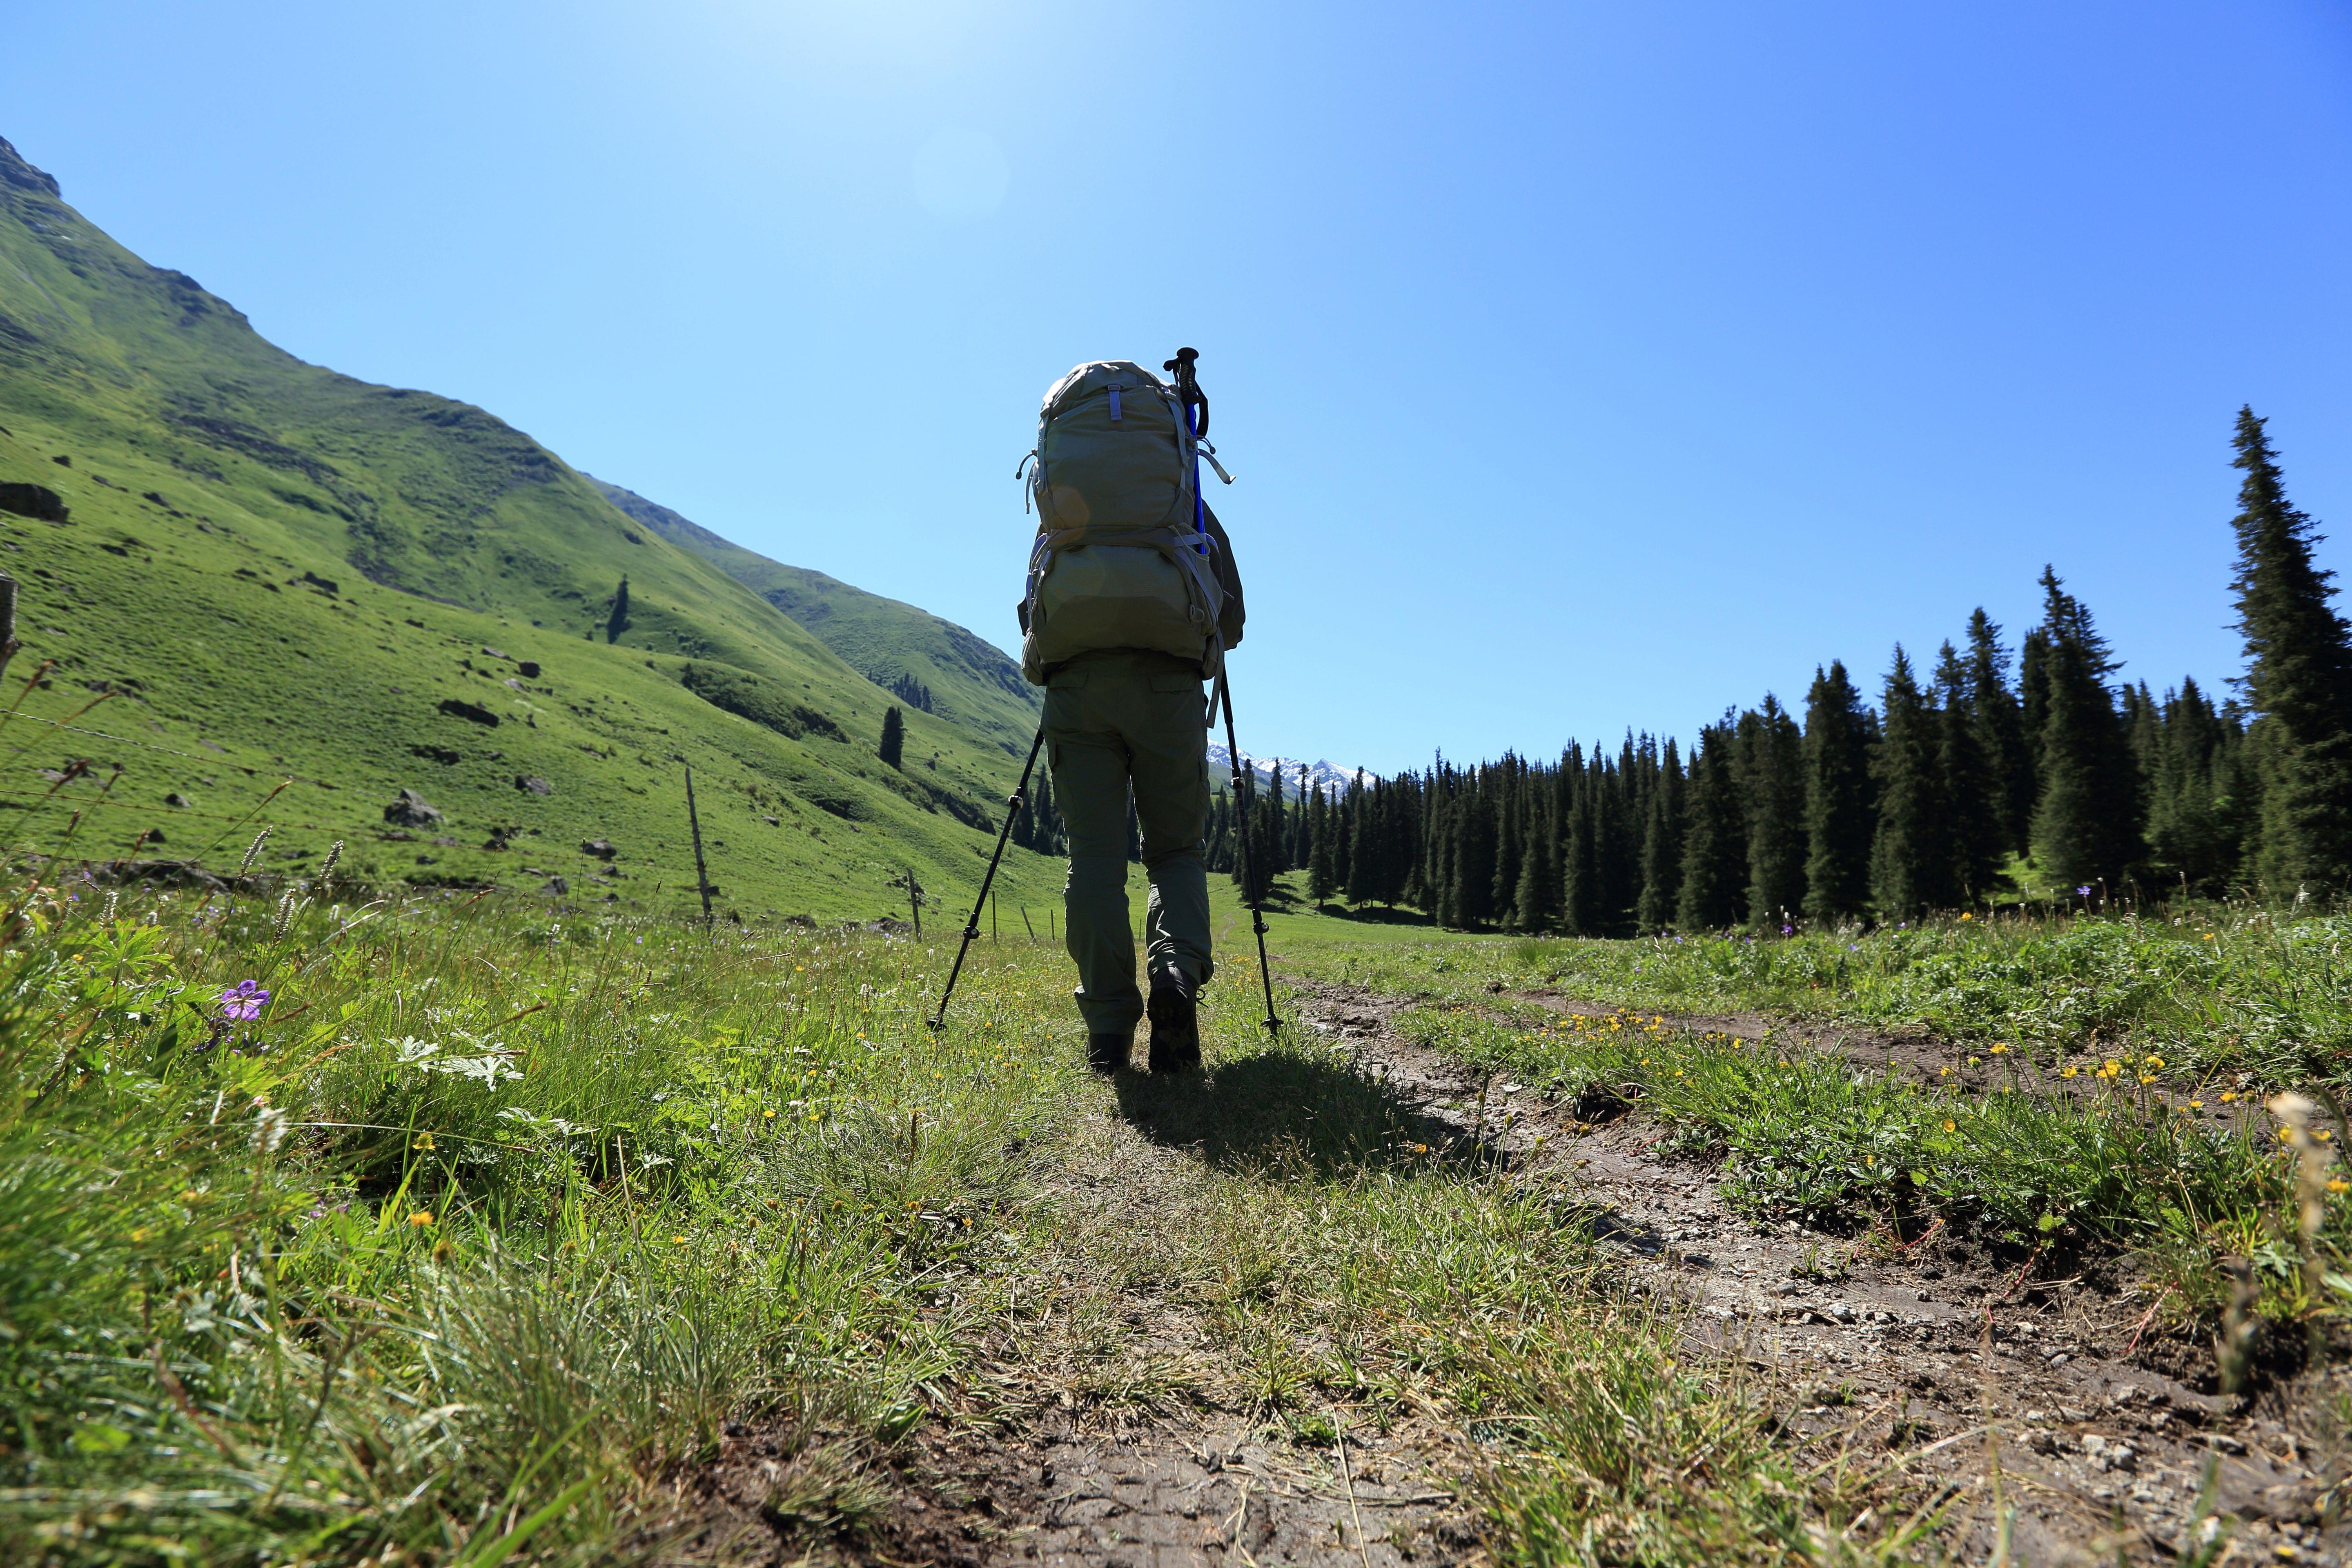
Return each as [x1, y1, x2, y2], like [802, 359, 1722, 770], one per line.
[1109, 1044, 1510, 1178]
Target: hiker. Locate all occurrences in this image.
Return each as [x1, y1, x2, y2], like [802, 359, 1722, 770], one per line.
[1016, 358, 1246, 1074]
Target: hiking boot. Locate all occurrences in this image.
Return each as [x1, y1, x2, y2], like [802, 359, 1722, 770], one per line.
[1087, 1031, 1130, 1075]
[1147, 975, 1202, 1074]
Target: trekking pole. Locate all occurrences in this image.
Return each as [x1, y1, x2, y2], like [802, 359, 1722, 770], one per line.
[927, 721, 1047, 1030]
[1169, 347, 1277, 1037]
[1217, 673, 1282, 1037]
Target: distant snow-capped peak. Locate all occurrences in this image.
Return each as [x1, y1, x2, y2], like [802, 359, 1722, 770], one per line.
[1206, 746, 1377, 794]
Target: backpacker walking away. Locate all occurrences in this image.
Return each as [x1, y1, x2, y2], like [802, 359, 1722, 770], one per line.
[1015, 354, 1246, 1072]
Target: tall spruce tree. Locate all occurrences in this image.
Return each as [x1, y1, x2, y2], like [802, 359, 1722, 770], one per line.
[1933, 641, 2003, 900]
[877, 705, 906, 769]
[2027, 568, 2141, 889]
[2144, 677, 2245, 895]
[1869, 647, 1952, 919]
[1307, 782, 1338, 907]
[2228, 407, 2352, 889]
[1677, 721, 1748, 929]
[1802, 662, 1873, 924]
[1965, 610, 2035, 854]
[1637, 739, 1685, 931]
[1735, 697, 1807, 928]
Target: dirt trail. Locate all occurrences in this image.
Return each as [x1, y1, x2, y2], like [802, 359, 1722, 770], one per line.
[699, 980, 2335, 1567]
[1296, 980, 2337, 1567]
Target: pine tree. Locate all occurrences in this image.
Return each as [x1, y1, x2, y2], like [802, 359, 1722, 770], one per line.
[1636, 739, 1684, 931]
[1346, 775, 1379, 906]
[1307, 781, 1339, 907]
[1735, 697, 1806, 928]
[2145, 676, 2246, 895]
[606, 577, 631, 643]
[1933, 641, 2003, 900]
[1965, 610, 2035, 855]
[1870, 647, 1951, 919]
[1802, 662, 1873, 924]
[1677, 721, 1747, 929]
[2229, 407, 2352, 889]
[2027, 568, 2141, 890]
[877, 705, 905, 769]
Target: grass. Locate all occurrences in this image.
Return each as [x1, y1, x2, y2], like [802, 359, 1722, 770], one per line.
[2, 867, 1950, 1567]
[0, 138, 1056, 922]
[1285, 898, 2352, 1087]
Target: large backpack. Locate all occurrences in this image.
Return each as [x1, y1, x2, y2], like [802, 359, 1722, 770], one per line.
[1016, 360, 1229, 685]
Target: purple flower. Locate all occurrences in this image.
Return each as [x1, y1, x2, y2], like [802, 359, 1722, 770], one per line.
[218, 979, 271, 1022]
[1780, 924, 1793, 936]
[2076, 885, 2091, 897]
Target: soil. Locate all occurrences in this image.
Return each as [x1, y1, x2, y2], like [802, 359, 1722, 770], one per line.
[690, 979, 2341, 1568]
[1300, 980, 2341, 1567]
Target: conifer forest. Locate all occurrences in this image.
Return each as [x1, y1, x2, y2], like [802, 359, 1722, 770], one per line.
[1202, 410, 2351, 933]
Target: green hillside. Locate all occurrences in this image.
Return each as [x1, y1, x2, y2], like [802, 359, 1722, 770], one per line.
[0, 134, 1057, 921]
[589, 478, 1042, 755]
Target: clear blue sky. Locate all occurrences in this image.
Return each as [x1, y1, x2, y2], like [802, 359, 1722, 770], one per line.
[14, 2, 2352, 775]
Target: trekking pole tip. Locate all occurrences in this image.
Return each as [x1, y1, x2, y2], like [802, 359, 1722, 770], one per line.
[924, 1015, 945, 1032]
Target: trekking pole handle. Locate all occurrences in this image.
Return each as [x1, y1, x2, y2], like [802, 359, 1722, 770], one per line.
[1164, 346, 1207, 440]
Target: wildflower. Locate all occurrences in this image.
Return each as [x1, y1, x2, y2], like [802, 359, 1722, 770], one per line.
[1960, 912, 1973, 921]
[2222, 1091, 2238, 1102]
[673, 1234, 687, 1245]
[2189, 1100, 2203, 1109]
[764, 1108, 777, 1119]
[2202, 932, 2215, 941]
[1990, 1043, 2007, 1055]
[2331, 1180, 2349, 1195]
[2076, 885, 2091, 897]
[1967, 1056, 1981, 1067]
[409, 1210, 434, 1228]
[2138, 1074, 2156, 1085]
[1942, 1119, 1956, 1133]
[2062, 1066, 2079, 1079]
[1940, 1065, 1953, 1077]
[218, 980, 271, 1022]
[413, 1132, 436, 1151]
[2143, 1054, 2164, 1067]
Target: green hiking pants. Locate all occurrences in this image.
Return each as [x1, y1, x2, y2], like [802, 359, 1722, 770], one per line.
[1044, 653, 1216, 1036]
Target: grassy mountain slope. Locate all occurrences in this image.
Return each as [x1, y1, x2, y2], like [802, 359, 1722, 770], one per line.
[590, 478, 1040, 754]
[0, 133, 1057, 920]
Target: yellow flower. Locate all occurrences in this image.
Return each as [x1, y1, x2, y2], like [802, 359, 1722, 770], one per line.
[409, 1210, 434, 1228]
[2144, 1054, 2164, 1067]
[1990, 1043, 2007, 1056]
[2062, 1066, 2080, 1079]
[2138, 1074, 2156, 1085]
[2222, 1091, 2238, 1103]
[412, 1132, 436, 1152]
[1967, 1056, 1981, 1067]
[764, 1108, 777, 1119]
[673, 1234, 687, 1245]
[2331, 1180, 2349, 1195]
[2201, 933, 2214, 940]
[2189, 1100, 2203, 1109]
[1940, 1066, 1953, 1077]
[2278, 1127, 2295, 1142]
[1960, 912, 1973, 921]
[1942, 1119, 1956, 1133]
[1865, 1153, 1876, 1166]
